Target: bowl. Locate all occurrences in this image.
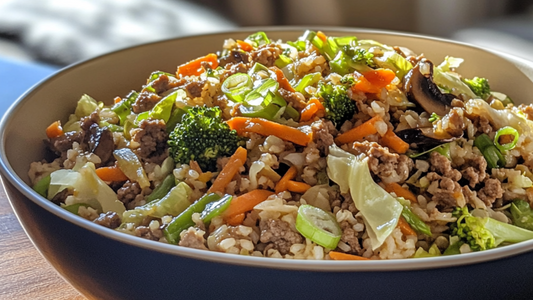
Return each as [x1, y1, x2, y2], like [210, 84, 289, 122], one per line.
[2, 27, 533, 300]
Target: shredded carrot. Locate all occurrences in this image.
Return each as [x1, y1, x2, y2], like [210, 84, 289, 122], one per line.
[381, 129, 410, 154]
[176, 53, 218, 77]
[308, 97, 325, 111]
[114, 96, 122, 104]
[383, 182, 417, 203]
[286, 180, 311, 194]
[226, 212, 246, 226]
[224, 189, 275, 220]
[275, 165, 298, 194]
[236, 40, 253, 52]
[45, 120, 64, 139]
[95, 166, 129, 182]
[316, 31, 327, 42]
[189, 160, 202, 174]
[226, 117, 313, 146]
[270, 67, 295, 92]
[362, 69, 396, 89]
[352, 69, 396, 94]
[207, 147, 247, 194]
[335, 115, 382, 145]
[300, 103, 319, 122]
[397, 216, 417, 236]
[329, 251, 370, 261]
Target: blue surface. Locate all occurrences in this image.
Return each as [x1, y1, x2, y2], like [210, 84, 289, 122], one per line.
[0, 57, 59, 114]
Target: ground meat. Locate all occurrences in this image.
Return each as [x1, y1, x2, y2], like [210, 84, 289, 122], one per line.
[473, 116, 493, 134]
[184, 80, 206, 98]
[132, 91, 161, 114]
[519, 104, 533, 121]
[131, 119, 168, 164]
[461, 156, 487, 187]
[351, 141, 414, 184]
[339, 221, 363, 255]
[134, 226, 160, 241]
[150, 74, 180, 94]
[259, 219, 304, 255]
[429, 152, 461, 181]
[219, 50, 250, 67]
[179, 227, 208, 250]
[441, 107, 465, 137]
[50, 188, 73, 205]
[93, 211, 121, 229]
[278, 88, 307, 111]
[87, 123, 114, 166]
[311, 119, 337, 154]
[249, 44, 282, 67]
[220, 62, 249, 82]
[47, 131, 84, 160]
[477, 178, 503, 206]
[117, 181, 142, 206]
[426, 172, 462, 207]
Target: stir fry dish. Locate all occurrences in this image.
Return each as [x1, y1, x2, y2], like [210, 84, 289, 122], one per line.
[29, 30, 533, 260]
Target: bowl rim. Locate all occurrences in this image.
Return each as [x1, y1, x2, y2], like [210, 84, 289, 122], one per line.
[2, 25, 533, 272]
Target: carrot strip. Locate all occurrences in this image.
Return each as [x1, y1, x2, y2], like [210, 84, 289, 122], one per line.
[95, 166, 129, 182]
[226, 212, 246, 226]
[224, 189, 275, 220]
[226, 117, 313, 146]
[189, 160, 203, 174]
[46, 120, 64, 139]
[207, 147, 247, 194]
[362, 69, 396, 89]
[275, 165, 298, 194]
[286, 180, 311, 194]
[335, 115, 382, 145]
[308, 97, 325, 111]
[398, 216, 417, 236]
[316, 31, 327, 42]
[270, 67, 295, 92]
[177, 53, 218, 77]
[300, 103, 319, 122]
[383, 182, 417, 203]
[352, 76, 380, 94]
[329, 251, 370, 261]
[381, 129, 410, 154]
[237, 40, 253, 52]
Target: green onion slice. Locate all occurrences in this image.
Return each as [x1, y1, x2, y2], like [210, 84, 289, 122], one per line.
[494, 126, 519, 151]
[295, 204, 341, 249]
[222, 73, 253, 102]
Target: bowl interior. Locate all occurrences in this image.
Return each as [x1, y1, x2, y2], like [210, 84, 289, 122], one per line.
[3, 27, 533, 271]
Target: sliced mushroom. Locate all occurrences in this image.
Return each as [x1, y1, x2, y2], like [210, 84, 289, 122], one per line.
[396, 127, 460, 151]
[404, 58, 455, 116]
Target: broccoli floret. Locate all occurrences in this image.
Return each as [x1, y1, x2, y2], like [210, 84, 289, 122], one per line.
[168, 106, 245, 171]
[449, 206, 533, 252]
[317, 83, 356, 128]
[344, 47, 376, 67]
[464, 77, 491, 99]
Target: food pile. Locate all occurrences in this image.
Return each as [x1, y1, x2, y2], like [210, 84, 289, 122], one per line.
[29, 30, 533, 260]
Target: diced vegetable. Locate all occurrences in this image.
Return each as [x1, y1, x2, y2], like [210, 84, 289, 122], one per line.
[32, 174, 51, 198]
[46, 120, 63, 139]
[245, 31, 270, 48]
[95, 166, 129, 182]
[329, 251, 370, 261]
[398, 198, 432, 236]
[270, 66, 295, 93]
[381, 129, 410, 154]
[223, 189, 274, 221]
[176, 53, 218, 77]
[384, 182, 417, 203]
[335, 115, 382, 145]
[295, 204, 342, 249]
[200, 194, 233, 223]
[145, 174, 176, 203]
[275, 165, 298, 194]
[286, 180, 311, 194]
[510, 199, 533, 231]
[227, 117, 313, 146]
[327, 145, 402, 250]
[207, 146, 247, 194]
[164, 193, 220, 244]
[474, 133, 505, 169]
[113, 148, 150, 189]
[397, 217, 417, 236]
[222, 73, 253, 102]
[494, 126, 519, 151]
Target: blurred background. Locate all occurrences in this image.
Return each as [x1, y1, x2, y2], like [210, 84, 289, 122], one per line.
[1, 0, 533, 66]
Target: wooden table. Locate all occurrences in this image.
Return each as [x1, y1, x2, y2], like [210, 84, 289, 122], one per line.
[0, 187, 85, 299]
